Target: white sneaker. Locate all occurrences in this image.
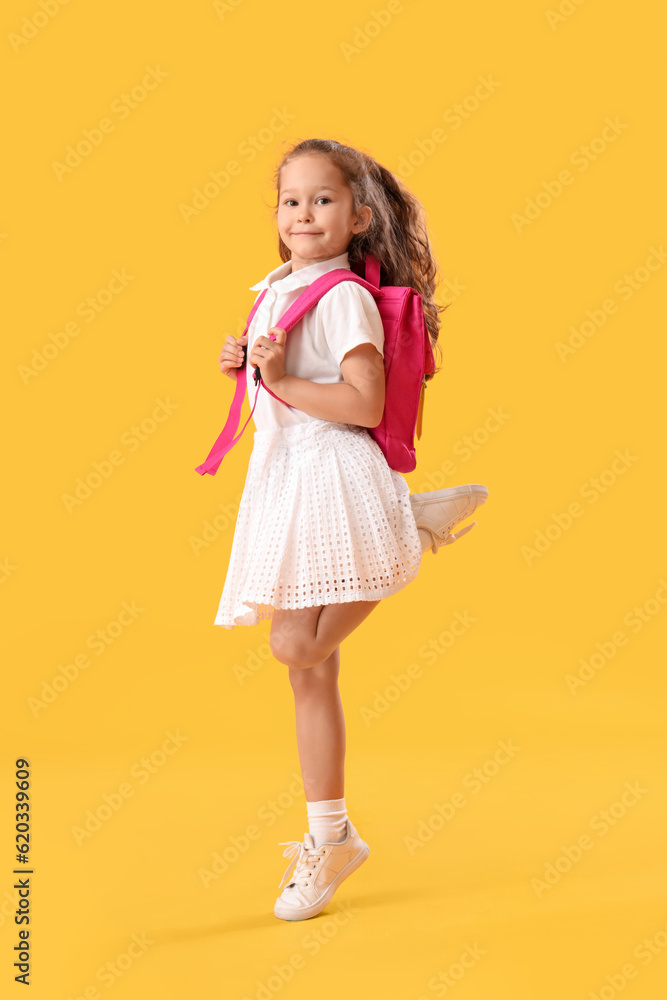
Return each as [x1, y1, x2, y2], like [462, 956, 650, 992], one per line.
[410, 484, 489, 554]
[273, 820, 370, 921]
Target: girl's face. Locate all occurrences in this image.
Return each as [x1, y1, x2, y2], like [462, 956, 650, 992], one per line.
[277, 154, 372, 271]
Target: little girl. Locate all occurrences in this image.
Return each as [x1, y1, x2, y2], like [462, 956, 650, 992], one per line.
[212, 138, 488, 921]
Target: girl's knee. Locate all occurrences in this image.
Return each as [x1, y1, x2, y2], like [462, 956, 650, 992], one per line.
[269, 624, 306, 668]
[270, 608, 321, 669]
[272, 637, 319, 670]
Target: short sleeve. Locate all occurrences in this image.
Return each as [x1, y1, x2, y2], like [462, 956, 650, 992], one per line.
[318, 281, 384, 366]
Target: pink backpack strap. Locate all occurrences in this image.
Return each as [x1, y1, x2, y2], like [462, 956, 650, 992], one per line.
[195, 267, 382, 476]
[195, 290, 267, 476]
[259, 268, 382, 405]
[275, 268, 380, 332]
[364, 254, 381, 288]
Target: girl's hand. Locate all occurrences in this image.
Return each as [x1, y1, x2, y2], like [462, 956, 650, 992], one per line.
[248, 327, 287, 389]
[218, 333, 247, 382]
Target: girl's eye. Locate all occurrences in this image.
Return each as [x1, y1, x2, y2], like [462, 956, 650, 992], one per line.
[283, 197, 331, 206]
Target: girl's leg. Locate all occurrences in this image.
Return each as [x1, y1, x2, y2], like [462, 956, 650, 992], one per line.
[270, 599, 381, 671]
[288, 645, 345, 800]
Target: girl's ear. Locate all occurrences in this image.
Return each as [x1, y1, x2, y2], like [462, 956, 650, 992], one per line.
[353, 205, 372, 234]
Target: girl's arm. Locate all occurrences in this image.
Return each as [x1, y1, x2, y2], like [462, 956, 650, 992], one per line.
[250, 330, 385, 427]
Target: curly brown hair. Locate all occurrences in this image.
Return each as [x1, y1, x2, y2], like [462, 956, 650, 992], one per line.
[269, 138, 446, 381]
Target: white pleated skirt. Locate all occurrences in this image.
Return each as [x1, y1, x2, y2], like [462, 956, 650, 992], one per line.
[214, 419, 423, 629]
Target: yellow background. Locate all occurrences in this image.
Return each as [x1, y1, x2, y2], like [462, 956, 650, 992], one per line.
[2, 0, 666, 997]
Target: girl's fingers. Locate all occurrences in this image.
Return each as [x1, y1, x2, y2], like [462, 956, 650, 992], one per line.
[217, 334, 248, 382]
[219, 343, 244, 362]
[218, 336, 247, 380]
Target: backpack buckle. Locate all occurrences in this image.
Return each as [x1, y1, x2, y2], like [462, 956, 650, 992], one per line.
[416, 377, 427, 440]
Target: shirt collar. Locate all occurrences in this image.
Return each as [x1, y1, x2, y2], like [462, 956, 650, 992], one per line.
[249, 251, 351, 293]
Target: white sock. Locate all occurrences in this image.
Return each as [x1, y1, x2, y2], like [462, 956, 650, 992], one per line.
[306, 797, 348, 847]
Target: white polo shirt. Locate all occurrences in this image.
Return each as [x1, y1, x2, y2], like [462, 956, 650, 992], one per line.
[244, 250, 384, 429]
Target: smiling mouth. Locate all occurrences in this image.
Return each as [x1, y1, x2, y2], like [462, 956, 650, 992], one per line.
[292, 232, 322, 236]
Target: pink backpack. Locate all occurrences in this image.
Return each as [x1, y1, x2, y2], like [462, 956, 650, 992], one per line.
[195, 253, 436, 476]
